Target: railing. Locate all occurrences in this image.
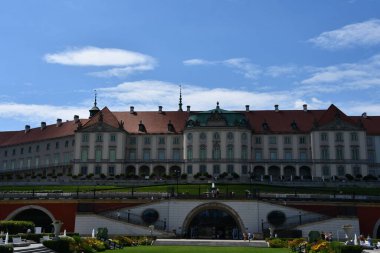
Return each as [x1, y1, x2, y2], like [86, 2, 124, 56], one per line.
[0, 162, 72, 174]
[99, 209, 167, 231]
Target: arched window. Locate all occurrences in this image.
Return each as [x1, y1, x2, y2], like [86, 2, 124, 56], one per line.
[212, 144, 221, 160]
[213, 132, 220, 141]
[241, 145, 248, 159]
[187, 145, 193, 160]
[199, 145, 207, 160]
[227, 132, 234, 140]
[226, 144, 234, 160]
[241, 133, 247, 142]
[200, 132, 207, 140]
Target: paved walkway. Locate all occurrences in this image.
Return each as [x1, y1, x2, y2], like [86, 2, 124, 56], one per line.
[155, 239, 269, 247]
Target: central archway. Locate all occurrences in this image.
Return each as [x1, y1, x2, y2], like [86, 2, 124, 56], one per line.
[182, 202, 245, 240]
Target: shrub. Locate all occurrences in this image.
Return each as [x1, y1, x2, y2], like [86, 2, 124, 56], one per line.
[43, 238, 72, 253]
[268, 238, 288, 248]
[0, 220, 35, 234]
[308, 231, 321, 242]
[0, 245, 13, 253]
[340, 245, 363, 253]
[345, 174, 354, 181]
[82, 238, 106, 252]
[97, 228, 108, 241]
[180, 173, 187, 180]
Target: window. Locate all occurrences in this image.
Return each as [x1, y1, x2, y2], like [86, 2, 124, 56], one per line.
[226, 145, 234, 160]
[187, 165, 193, 174]
[350, 132, 358, 141]
[335, 132, 343, 142]
[95, 148, 102, 162]
[299, 136, 306, 144]
[353, 166, 361, 176]
[45, 155, 50, 165]
[158, 149, 165, 160]
[367, 137, 373, 146]
[172, 149, 180, 160]
[200, 132, 206, 140]
[2, 161, 7, 169]
[213, 132, 220, 141]
[108, 166, 115, 176]
[321, 132, 328, 141]
[36, 145, 40, 152]
[336, 146, 344, 160]
[351, 147, 359, 160]
[187, 146, 193, 160]
[35, 157, 39, 167]
[82, 134, 89, 142]
[299, 150, 307, 160]
[95, 166, 102, 175]
[53, 154, 60, 164]
[158, 137, 165, 144]
[227, 132, 234, 140]
[200, 145, 207, 160]
[255, 137, 261, 144]
[337, 166, 345, 176]
[241, 145, 248, 159]
[199, 164, 207, 173]
[46, 143, 50, 151]
[128, 149, 136, 160]
[368, 150, 375, 162]
[55, 142, 59, 149]
[72, 140, 75, 146]
[173, 137, 180, 145]
[63, 152, 70, 163]
[4, 150, 7, 157]
[19, 159, 24, 168]
[269, 136, 277, 144]
[269, 150, 277, 160]
[109, 149, 116, 162]
[129, 137, 136, 145]
[322, 166, 330, 176]
[144, 137, 151, 145]
[187, 133, 193, 141]
[241, 133, 247, 141]
[110, 134, 116, 142]
[321, 147, 329, 159]
[143, 149, 150, 160]
[81, 149, 88, 162]
[80, 166, 88, 175]
[213, 164, 220, 174]
[255, 150, 262, 160]
[227, 164, 234, 174]
[284, 136, 291, 145]
[20, 148, 24, 155]
[65, 141, 69, 148]
[241, 165, 248, 175]
[284, 150, 292, 160]
[27, 158, 31, 168]
[12, 149, 16, 156]
[96, 134, 103, 142]
[212, 144, 221, 160]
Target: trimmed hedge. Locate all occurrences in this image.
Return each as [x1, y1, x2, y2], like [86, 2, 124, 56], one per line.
[0, 245, 13, 253]
[341, 245, 364, 253]
[0, 221, 34, 234]
[43, 238, 72, 253]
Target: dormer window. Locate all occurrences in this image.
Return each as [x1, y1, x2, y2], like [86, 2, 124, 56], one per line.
[168, 121, 175, 132]
[139, 120, 146, 132]
[291, 120, 298, 130]
[262, 121, 269, 130]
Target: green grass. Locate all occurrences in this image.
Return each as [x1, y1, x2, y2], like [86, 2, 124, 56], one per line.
[104, 246, 289, 253]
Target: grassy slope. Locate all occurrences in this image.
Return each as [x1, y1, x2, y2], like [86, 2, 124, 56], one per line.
[105, 246, 289, 253]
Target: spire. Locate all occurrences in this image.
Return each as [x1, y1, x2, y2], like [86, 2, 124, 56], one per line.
[89, 89, 100, 118]
[178, 85, 183, 111]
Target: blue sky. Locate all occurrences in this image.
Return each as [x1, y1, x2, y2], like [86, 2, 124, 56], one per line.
[1, 0, 380, 130]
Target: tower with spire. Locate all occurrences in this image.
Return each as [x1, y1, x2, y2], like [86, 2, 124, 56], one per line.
[178, 85, 183, 111]
[89, 90, 100, 118]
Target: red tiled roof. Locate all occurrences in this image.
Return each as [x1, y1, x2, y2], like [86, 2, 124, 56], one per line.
[113, 111, 190, 134]
[0, 120, 87, 147]
[317, 104, 356, 126]
[82, 107, 120, 129]
[352, 116, 380, 135]
[244, 110, 325, 134]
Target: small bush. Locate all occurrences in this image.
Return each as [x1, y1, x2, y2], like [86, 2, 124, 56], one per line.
[268, 238, 288, 248]
[0, 245, 13, 253]
[43, 238, 71, 253]
[340, 245, 363, 253]
[0, 220, 35, 234]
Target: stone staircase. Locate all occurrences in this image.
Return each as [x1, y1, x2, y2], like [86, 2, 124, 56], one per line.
[14, 244, 55, 253]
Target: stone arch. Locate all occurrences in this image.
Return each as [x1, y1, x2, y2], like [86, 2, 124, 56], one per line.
[182, 202, 245, 239]
[125, 165, 136, 176]
[300, 166, 311, 177]
[6, 205, 56, 222]
[268, 165, 281, 179]
[253, 166, 265, 177]
[153, 165, 166, 177]
[373, 218, 380, 238]
[169, 165, 181, 177]
[139, 165, 150, 177]
[284, 166, 296, 178]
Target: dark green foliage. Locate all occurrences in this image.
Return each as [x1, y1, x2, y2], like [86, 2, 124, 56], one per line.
[0, 245, 13, 253]
[43, 239, 71, 253]
[97, 228, 108, 241]
[0, 220, 35, 234]
[308, 231, 321, 242]
[267, 238, 288, 248]
[340, 245, 363, 253]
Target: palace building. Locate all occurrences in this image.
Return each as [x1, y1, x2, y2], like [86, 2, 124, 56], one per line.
[0, 96, 380, 181]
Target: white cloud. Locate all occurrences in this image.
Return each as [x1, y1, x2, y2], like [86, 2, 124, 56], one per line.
[309, 19, 380, 49]
[0, 103, 89, 127]
[183, 59, 214, 65]
[44, 46, 156, 77]
[265, 65, 298, 77]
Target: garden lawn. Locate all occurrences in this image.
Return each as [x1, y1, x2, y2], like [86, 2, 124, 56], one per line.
[104, 246, 289, 253]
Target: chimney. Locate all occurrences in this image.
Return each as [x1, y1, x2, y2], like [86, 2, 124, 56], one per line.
[25, 125, 30, 133]
[303, 104, 308, 112]
[130, 106, 134, 114]
[56, 118, 62, 127]
[274, 104, 279, 112]
[74, 115, 80, 123]
[158, 105, 163, 113]
[245, 105, 250, 112]
[187, 105, 191, 112]
[362, 112, 367, 118]
[41, 122, 46, 130]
